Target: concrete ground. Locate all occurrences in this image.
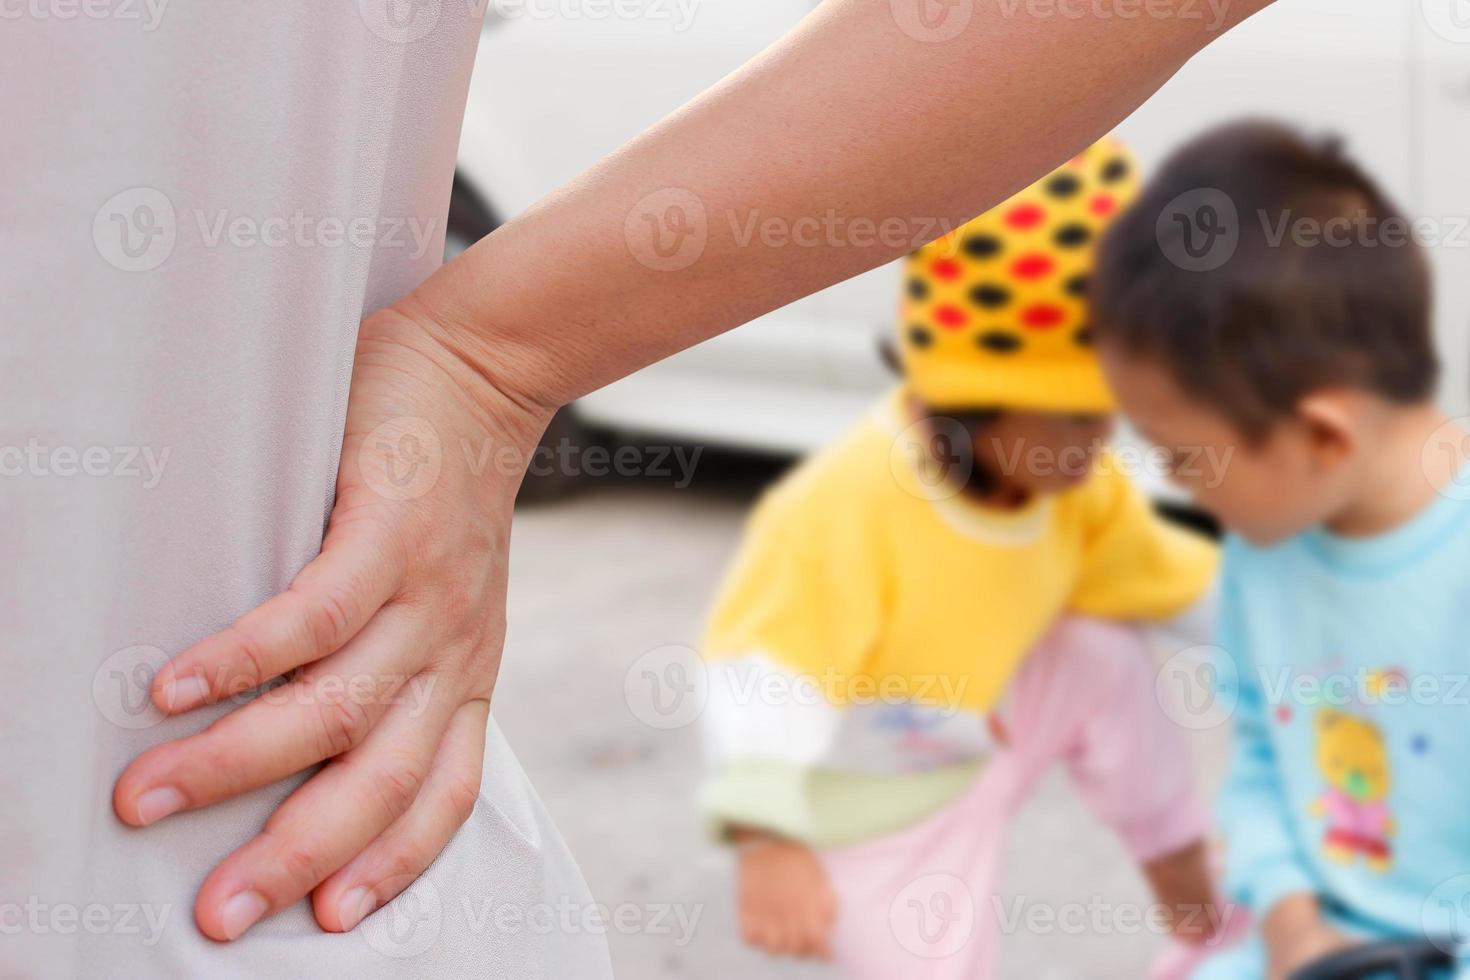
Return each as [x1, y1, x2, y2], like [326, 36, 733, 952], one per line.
[491, 460, 1232, 980]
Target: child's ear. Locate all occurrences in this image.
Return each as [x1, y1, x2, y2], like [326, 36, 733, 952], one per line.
[1295, 391, 1359, 470]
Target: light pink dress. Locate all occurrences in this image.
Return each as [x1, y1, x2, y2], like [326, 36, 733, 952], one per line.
[0, 5, 612, 977]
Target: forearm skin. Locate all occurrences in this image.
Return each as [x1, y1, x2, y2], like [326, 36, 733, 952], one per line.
[411, 0, 1277, 410]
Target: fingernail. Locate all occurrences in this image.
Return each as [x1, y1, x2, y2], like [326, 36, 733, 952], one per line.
[162, 674, 210, 712]
[220, 890, 268, 940]
[338, 887, 377, 932]
[135, 786, 186, 826]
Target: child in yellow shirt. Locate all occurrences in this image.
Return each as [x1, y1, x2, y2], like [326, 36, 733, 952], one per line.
[700, 140, 1233, 978]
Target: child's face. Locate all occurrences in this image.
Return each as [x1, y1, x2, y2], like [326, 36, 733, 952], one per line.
[1099, 347, 1355, 545]
[970, 411, 1115, 496]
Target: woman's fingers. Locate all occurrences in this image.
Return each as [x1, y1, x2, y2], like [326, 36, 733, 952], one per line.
[191, 679, 458, 942]
[312, 698, 490, 933]
[150, 516, 403, 714]
[114, 608, 425, 827]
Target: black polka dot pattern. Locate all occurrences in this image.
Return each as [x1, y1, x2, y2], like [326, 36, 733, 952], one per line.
[977, 331, 1023, 353]
[968, 284, 1011, 309]
[1045, 174, 1082, 199]
[898, 138, 1140, 404]
[962, 234, 1002, 259]
[1054, 224, 1092, 248]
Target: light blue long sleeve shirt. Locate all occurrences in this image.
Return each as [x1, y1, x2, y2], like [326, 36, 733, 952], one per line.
[1214, 484, 1470, 972]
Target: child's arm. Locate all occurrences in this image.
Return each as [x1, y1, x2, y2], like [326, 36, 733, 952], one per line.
[1069, 464, 1220, 624]
[697, 481, 884, 841]
[1212, 565, 1344, 972]
[696, 478, 884, 957]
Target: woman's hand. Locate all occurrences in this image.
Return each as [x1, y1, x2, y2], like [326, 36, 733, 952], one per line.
[112, 300, 551, 941]
[735, 831, 838, 960]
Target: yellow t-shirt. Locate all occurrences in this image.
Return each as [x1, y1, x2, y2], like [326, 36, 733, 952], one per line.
[699, 390, 1217, 846]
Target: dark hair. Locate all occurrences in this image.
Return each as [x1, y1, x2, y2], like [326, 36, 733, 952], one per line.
[883, 333, 1007, 495]
[926, 408, 1003, 498]
[879, 334, 1004, 491]
[1092, 120, 1438, 438]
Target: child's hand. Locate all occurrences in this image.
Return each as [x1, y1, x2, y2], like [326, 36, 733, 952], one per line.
[1263, 894, 1356, 980]
[735, 832, 838, 960]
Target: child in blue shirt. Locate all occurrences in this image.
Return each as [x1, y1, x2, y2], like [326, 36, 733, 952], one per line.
[1091, 120, 1470, 979]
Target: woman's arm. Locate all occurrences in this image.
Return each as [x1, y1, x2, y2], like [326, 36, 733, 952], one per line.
[118, 0, 1278, 942]
[415, 0, 1276, 409]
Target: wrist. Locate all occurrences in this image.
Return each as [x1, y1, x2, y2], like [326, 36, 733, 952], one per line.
[378, 293, 557, 454]
[402, 229, 590, 419]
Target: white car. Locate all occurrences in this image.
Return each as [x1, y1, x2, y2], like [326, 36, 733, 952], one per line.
[451, 0, 1470, 496]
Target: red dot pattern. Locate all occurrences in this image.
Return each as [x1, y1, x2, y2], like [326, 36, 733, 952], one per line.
[930, 258, 963, 282]
[1011, 254, 1055, 280]
[1020, 304, 1067, 330]
[933, 304, 968, 329]
[901, 143, 1138, 362]
[1005, 204, 1046, 230]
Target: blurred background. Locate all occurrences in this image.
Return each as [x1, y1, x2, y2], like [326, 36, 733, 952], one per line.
[451, 1, 1470, 975]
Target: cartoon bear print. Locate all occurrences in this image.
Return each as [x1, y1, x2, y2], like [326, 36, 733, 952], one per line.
[1310, 708, 1394, 872]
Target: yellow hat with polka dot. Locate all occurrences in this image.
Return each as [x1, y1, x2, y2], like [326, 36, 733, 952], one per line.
[899, 138, 1140, 413]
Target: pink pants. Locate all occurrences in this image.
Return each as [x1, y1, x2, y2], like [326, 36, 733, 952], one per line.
[819, 617, 1208, 980]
